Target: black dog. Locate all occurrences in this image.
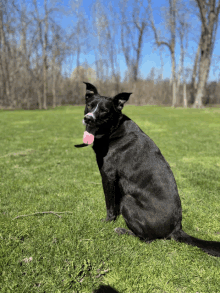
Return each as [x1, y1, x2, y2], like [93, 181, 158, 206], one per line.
[75, 82, 220, 257]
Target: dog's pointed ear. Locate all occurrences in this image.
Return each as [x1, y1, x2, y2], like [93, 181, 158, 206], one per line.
[83, 82, 98, 98]
[113, 92, 132, 111]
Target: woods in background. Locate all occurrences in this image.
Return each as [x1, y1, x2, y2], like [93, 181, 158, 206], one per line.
[0, 0, 220, 109]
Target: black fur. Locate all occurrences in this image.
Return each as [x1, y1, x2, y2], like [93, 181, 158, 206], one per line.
[75, 82, 220, 257]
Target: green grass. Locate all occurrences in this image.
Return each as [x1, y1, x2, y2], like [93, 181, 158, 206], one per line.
[0, 105, 220, 293]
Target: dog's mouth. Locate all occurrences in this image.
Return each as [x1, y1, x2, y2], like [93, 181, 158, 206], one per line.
[82, 119, 97, 145]
[83, 117, 103, 132]
[82, 118, 89, 126]
[75, 117, 106, 147]
[83, 120, 96, 133]
[83, 117, 97, 127]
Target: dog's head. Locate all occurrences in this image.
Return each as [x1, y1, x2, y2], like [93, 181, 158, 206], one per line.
[83, 82, 132, 134]
[75, 82, 132, 147]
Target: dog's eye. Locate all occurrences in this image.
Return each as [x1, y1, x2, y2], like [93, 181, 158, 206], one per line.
[87, 105, 92, 110]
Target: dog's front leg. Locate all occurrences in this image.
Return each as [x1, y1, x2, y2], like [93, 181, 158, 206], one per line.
[101, 173, 119, 222]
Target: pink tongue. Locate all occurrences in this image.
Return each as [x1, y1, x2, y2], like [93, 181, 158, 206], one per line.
[83, 131, 94, 144]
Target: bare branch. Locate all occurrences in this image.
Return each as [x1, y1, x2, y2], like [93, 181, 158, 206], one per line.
[195, 0, 208, 28]
[217, 0, 220, 15]
[13, 211, 73, 220]
[148, 0, 171, 51]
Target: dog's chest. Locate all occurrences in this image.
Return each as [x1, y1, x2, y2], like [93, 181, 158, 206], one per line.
[94, 144, 118, 173]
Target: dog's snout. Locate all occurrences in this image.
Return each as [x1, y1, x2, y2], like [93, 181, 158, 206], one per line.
[84, 115, 95, 124]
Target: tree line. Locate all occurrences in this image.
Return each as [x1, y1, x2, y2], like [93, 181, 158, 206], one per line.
[0, 0, 220, 109]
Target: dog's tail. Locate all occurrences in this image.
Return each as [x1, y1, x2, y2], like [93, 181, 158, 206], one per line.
[172, 230, 220, 257]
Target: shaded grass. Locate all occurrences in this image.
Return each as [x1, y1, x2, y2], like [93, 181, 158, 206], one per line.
[0, 106, 220, 292]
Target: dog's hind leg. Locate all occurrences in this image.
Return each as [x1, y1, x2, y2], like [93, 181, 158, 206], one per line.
[116, 194, 155, 243]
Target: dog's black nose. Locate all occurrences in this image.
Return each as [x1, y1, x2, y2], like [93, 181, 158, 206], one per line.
[84, 115, 94, 124]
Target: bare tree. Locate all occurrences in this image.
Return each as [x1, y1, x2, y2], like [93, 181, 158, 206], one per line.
[0, 0, 77, 109]
[149, 0, 177, 107]
[43, 0, 48, 109]
[1, 0, 220, 110]
[0, 1, 11, 105]
[67, 0, 89, 101]
[16, 0, 31, 109]
[105, 2, 121, 92]
[92, 0, 110, 84]
[50, 22, 67, 108]
[159, 47, 164, 81]
[33, 0, 65, 109]
[92, 0, 121, 93]
[120, 0, 148, 83]
[179, 24, 187, 108]
[190, 34, 201, 102]
[193, 0, 220, 108]
[51, 26, 59, 108]
[177, 2, 190, 108]
[0, 0, 21, 108]
[33, 0, 44, 109]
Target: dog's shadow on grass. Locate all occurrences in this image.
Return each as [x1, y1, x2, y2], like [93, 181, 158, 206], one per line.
[93, 284, 120, 293]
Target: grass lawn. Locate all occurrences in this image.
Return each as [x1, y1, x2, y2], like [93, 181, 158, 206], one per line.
[0, 105, 220, 293]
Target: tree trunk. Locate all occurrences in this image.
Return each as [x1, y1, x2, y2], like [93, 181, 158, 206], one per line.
[191, 36, 201, 92]
[52, 74, 57, 108]
[37, 87, 42, 110]
[52, 58, 57, 108]
[193, 56, 210, 108]
[183, 83, 187, 108]
[149, 0, 177, 107]
[171, 50, 176, 107]
[43, 59, 47, 109]
[43, 0, 48, 110]
[193, 0, 220, 108]
[0, 10, 11, 104]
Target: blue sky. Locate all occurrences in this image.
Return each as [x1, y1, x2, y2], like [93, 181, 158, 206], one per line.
[34, 0, 220, 82]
